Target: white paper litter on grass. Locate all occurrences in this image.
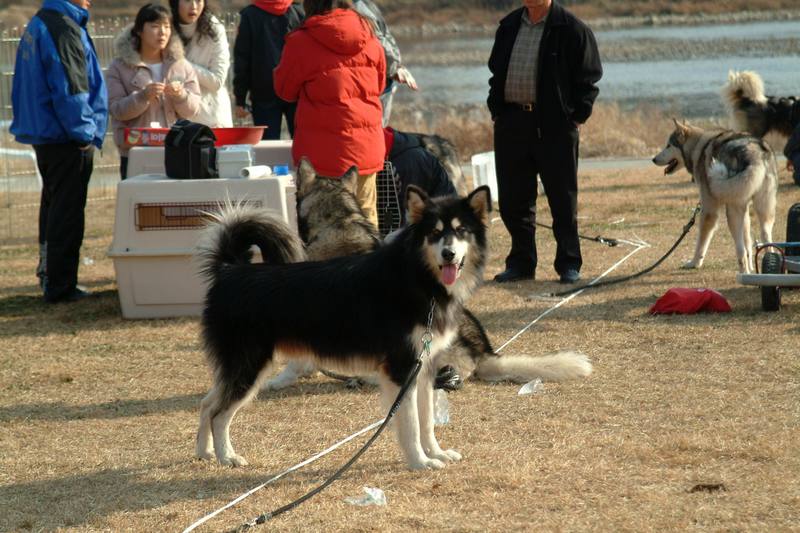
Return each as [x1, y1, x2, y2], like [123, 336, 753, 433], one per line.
[345, 486, 387, 506]
[518, 378, 544, 395]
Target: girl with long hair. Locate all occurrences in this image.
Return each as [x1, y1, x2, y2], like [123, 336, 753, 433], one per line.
[169, 0, 233, 127]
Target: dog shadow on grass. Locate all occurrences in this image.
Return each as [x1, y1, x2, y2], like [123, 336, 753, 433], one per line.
[0, 382, 351, 424]
[0, 458, 395, 532]
[0, 286, 191, 338]
[0, 393, 205, 423]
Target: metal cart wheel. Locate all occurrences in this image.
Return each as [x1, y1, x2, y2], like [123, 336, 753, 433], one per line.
[761, 252, 782, 311]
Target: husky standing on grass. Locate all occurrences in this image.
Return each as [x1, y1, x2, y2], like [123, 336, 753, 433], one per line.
[652, 119, 777, 273]
[264, 159, 592, 391]
[196, 181, 493, 469]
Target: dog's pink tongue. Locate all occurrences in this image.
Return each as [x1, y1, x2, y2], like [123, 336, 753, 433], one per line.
[442, 264, 458, 285]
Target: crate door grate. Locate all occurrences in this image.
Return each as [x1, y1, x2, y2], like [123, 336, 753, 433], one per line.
[376, 160, 402, 237]
[134, 201, 263, 230]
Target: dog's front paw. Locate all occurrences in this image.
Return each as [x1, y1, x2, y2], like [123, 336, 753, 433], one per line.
[219, 453, 249, 467]
[408, 457, 446, 470]
[428, 448, 462, 462]
[441, 449, 462, 462]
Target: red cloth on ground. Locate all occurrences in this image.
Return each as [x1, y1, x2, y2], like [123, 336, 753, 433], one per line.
[649, 288, 732, 314]
[273, 9, 386, 177]
[252, 0, 293, 15]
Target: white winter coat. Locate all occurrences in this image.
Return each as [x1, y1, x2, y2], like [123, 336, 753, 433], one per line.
[181, 16, 233, 127]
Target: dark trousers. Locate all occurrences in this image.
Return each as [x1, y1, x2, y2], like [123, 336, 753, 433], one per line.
[120, 156, 128, 180]
[251, 99, 296, 140]
[494, 108, 581, 275]
[34, 143, 93, 298]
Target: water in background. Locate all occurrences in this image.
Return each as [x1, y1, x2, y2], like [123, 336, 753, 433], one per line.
[395, 20, 800, 118]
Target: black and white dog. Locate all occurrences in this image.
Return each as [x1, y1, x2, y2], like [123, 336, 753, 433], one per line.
[195, 185, 491, 470]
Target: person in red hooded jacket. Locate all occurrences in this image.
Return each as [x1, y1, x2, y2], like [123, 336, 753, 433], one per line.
[274, 0, 386, 227]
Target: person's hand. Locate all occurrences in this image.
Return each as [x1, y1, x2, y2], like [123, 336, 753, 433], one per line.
[394, 66, 418, 91]
[235, 105, 250, 119]
[164, 80, 186, 100]
[144, 82, 165, 102]
[787, 158, 794, 172]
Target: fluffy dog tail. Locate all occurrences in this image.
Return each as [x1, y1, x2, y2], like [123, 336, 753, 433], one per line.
[474, 351, 592, 383]
[723, 70, 767, 131]
[197, 202, 306, 278]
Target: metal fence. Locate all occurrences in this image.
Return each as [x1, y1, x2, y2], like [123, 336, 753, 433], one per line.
[0, 15, 242, 243]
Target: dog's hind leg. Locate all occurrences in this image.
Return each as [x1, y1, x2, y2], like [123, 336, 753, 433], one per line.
[207, 353, 273, 467]
[417, 365, 461, 463]
[684, 203, 720, 269]
[726, 204, 751, 273]
[752, 186, 776, 247]
[378, 371, 445, 470]
[196, 384, 219, 460]
[743, 205, 753, 271]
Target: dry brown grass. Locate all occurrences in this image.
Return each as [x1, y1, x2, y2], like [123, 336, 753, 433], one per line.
[391, 101, 719, 161]
[2, 165, 800, 532]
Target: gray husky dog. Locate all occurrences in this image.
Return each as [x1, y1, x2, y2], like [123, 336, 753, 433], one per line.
[264, 159, 592, 391]
[652, 120, 777, 273]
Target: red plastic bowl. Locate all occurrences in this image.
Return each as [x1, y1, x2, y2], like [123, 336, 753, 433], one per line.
[211, 127, 265, 146]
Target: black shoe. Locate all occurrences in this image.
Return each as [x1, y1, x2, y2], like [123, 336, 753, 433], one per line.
[44, 286, 91, 303]
[559, 269, 581, 284]
[494, 268, 534, 283]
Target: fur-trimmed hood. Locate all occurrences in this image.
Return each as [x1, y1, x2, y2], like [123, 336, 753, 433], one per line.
[113, 24, 186, 66]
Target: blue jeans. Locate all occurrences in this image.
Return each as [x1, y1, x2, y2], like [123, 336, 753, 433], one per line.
[251, 100, 296, 140]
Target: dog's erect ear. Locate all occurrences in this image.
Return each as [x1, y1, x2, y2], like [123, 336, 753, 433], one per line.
[672, 118, 690, 142]
[297, 158, 316, 193]
[340, 166, 359, 191]
[467, 186, 492, 226]
[406, 184, 429, 224]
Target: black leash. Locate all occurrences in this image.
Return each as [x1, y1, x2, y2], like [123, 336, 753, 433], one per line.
[546, 206, 701, 298]
[534, 221, 620, 247]
[229, 301, 437, 532]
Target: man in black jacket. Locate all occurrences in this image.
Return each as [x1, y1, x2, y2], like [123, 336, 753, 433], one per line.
[488, 0, 602, 284]
[233, 1, 304, 140]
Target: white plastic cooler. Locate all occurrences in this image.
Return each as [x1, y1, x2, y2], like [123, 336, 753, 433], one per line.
[108, 174, 296, 319]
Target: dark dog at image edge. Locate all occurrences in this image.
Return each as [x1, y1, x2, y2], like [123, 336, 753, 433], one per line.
[723, 70, 800, 140]
[264, 159, 593, 391]
[196, 184, 492, 469]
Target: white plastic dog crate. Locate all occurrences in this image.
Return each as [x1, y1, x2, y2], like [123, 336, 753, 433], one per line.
[107, 174, 296, 319]
[126, 140, 294, 177]
[471, 150, 544, 202]
[471, 151, 498, 202]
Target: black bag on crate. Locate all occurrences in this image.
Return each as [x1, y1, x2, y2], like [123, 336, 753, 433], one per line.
[164, 119, 218, 179]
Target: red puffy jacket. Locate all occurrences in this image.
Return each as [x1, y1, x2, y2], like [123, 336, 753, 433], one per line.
[274, 8, 386, 177]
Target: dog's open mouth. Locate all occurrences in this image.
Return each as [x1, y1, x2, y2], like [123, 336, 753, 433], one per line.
[664, 159, 679, 175]
[440, 258, 465, 286]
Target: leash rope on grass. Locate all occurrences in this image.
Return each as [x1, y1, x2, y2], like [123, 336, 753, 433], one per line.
[545, 205, 701, 298]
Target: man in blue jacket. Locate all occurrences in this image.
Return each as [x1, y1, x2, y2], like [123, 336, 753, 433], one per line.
[11, 0, 108, 303]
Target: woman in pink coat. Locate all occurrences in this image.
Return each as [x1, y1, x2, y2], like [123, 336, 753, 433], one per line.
[106, 3, 201, 179]
[274, 0, 385, 226]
